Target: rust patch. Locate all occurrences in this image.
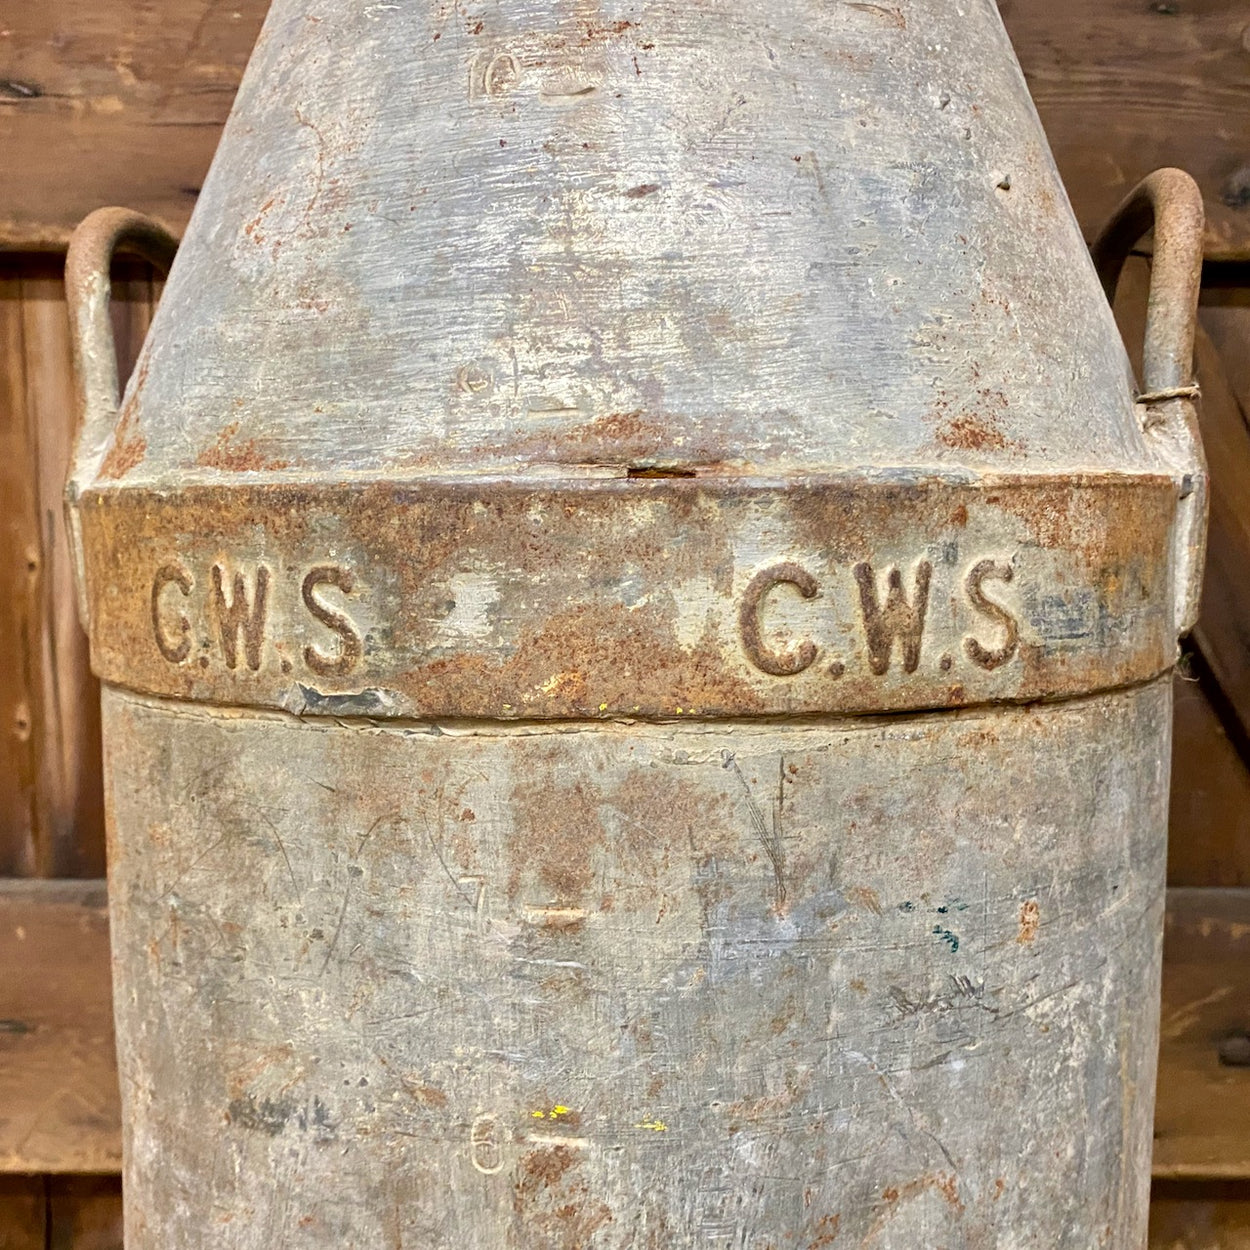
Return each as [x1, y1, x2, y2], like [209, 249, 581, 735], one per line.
[243, 195, 280, 246]
[1017, 899, 1040, 944]
[519, 1144, 578, 1189]
[513, 1142, 612, 1249]
[195, 421, 291, 473]
[878, 1172, 965, 1216]
[935, 409, 1014, 454]
[509, 766, 606, 903]
[99, 356, 151, 480]
[807, 1213, 841, 1249]
[847, 885, 882, 915]
[401, 1078, 448, 1108]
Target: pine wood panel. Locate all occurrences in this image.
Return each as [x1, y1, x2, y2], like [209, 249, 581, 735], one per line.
[0, 880, 118, 1175]
[1154, 889, 1250, 1180]
[1186, 319, 1250, 753]
[1, 1, 1250, 255]
[0, 1177, 45, 1250]
[0, 257, 154, 878]
[1151, 1181, 1250, 1249]
[46, 1178, 122, 1250]
[1169, 669, 1250, 887]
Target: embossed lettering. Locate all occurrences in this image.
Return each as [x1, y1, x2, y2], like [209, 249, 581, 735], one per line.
[151, 563, 193, 664]
[211, 564, 270, 671]
[301, 566, 363, 677]
[739, 563, 820, 676]
[469, 51, 521, 101]
[470, 1113, 505, 1175]
[963, 559, 1019, 670]
[853, 560, 932, 675]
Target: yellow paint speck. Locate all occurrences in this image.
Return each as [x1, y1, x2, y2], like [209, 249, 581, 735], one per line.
[635, 1119, 668, 1132]
[531, 1110, 545, 1119]
[599, 703, 608, 712]
[551, 1105, 570, 1117]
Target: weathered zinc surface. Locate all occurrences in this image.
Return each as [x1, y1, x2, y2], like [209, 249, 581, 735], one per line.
[105, 682, 1167, 1248]
[68, 0, 1203, 1246]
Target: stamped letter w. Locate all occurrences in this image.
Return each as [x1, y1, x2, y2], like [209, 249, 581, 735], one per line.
[212, 564, 270, 671]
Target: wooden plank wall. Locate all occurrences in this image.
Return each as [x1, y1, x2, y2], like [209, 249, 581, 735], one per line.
[0, 257, 154, 879]
[1, 1, 1249, 1245]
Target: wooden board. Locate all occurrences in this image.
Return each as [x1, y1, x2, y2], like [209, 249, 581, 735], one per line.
[0, 1177, 46, 1250]
[1186, 322, 1250, 753]
[0, 880, 119, 1175]
[1154, 889, 1250, 1180]
[46, 1177, 122, 1250]
[1150, 1181, 1250, 1249]
[1002, 0, 1250, 259]
[0, 0, 268, 249]
[1169, 670, 1250, 887]
[0, 257, 155, 878]
[1, 0, 1249, 255]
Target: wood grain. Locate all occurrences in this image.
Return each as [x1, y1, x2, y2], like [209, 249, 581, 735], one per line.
[1002, 0, 1250, 258]
[0, 257, 155, 878]
[1150, 1181, 1250, 1249]
[0, 1177, 46, 1250]
[0, 879, 118, 1175]
[1, 1, 1249, 255]
[0, 0, 269, 249]
[1154, 889, 1250, 1180]
[46, 1177, 122, 1250]
[1186, 322, 1250, 754]
[1169, 669, 1250, 887]
[0, 270, 40, 876]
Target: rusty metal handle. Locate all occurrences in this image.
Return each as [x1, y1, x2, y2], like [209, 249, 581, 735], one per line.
[1091, 168, 1207, 637]
[65, 207, 177, 494]
[1091, 168, 1203, 402]
[64, 207, 177, 628]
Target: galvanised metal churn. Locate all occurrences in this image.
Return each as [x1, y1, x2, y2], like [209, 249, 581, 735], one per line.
[64, 1, 1207, 1245]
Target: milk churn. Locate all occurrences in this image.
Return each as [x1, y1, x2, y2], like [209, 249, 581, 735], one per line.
[65, 1, 1205, 1245]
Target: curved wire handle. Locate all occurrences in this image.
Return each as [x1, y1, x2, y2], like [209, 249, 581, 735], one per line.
[1091, 168, 1207, 635]
[64, 207, 178, 627]
[1091, 168, 1204, 404]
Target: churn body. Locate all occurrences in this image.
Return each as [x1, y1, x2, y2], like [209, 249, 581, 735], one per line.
[67, 1, 1205, 1245]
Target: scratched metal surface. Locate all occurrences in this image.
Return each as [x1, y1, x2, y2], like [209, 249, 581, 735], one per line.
[90, 0, 1149, 486]
[104, 679, 1167, 1248]
[70, 0, 1200, 1244]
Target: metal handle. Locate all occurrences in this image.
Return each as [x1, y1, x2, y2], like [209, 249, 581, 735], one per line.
[65, 207, 178, 491]
[64, 207, 178, 628]
[1091, 167, 1204, 403]
[1091, 168, 1207, 636]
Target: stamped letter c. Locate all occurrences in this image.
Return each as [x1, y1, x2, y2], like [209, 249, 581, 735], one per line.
[739, 563, 820, 676]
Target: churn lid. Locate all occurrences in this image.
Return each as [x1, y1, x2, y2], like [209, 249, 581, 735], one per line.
[68, 1, 1203, 722]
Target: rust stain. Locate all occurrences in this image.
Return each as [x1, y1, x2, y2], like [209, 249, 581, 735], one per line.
[1017, 899, 1040, 944]
[513, 1141, 612, 1250]
[935, 409, 1014, 454]
[807, 1213, 841, 1249]
[401, 1079, 448, 1108]
[518, 1144, 578, 1189]
[847, 885, 883, 915]
[509, 766, 605, 903]
[243, 195, 280, 246]
[846, 2, 906, 28]
[195, 421, 291, 472]
[99, 356, 151, 479]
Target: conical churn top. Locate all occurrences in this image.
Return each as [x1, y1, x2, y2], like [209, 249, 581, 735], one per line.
[65, 1, 1205, 1245]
